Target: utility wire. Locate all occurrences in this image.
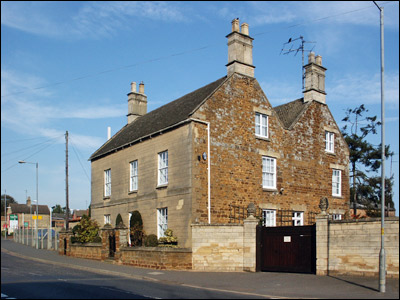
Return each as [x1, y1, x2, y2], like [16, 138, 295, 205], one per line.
[69, 136, 91, 183]
[1, 1, 396, 99]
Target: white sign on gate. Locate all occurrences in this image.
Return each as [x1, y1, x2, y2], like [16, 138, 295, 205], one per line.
[284, 236, 291, 243]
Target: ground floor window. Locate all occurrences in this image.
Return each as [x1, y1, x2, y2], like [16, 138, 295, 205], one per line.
[104, 214, 111, 225]
[262, 209, 276, 227]
[157, 207, 168, 238]
[292, 212, 303, 226]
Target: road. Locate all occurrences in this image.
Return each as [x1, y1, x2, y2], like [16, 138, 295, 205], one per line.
[1, 250, 266, 299]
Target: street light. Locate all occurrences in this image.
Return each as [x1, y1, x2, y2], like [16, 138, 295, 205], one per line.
[372, 1, 386, 293]
[18, 160, 39, 249]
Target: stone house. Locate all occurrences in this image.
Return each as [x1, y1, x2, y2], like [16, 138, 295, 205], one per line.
[6, 196, 50, 233]
[90, 20, 349, 248]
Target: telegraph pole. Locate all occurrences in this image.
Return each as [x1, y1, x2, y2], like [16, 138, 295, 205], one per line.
[65, 131, 69, 230]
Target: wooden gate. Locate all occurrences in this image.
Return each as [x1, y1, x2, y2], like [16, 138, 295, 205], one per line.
[257, 225, 316, 274]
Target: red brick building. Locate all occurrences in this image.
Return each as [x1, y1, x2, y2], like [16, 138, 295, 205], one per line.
[90, 20, 349, 248]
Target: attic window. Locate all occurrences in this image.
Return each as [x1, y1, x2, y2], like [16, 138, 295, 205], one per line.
[255, 112, 268, 138]
[325, 131, 335, 153]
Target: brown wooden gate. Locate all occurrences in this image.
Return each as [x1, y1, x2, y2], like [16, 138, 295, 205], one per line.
[257, 225, 316, 274]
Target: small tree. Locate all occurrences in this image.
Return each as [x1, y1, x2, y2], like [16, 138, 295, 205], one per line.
[71, 215, 101, 243]
[129, 211, 144, 246]
[158, 229, 178, 248]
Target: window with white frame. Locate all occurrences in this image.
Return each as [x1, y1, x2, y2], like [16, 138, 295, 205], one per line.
[262, 156, 276, 189]
[292, 212, 303, 226]
[130, 160, 138, 191]
[332, 214, 342, 220]
[325, 131, 335, 153]
[332, 169, 342, 197]
[262, 209, 276, 227]
[104, 214, 111, 225]
[157, 207, 168, 238]
[158, 151, 168, 186]
[104, 169, 111, 197]
[255, 112, 269, 138]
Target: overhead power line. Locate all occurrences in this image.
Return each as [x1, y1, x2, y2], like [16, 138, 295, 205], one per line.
[1, 1, 396, 99]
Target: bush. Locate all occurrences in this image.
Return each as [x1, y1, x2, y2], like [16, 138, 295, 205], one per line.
[129, 211, 144, 246]
[71, 215, 100, 243]
[144, 234, 158, 247]
[158, 229, 178, 248]
[116, 213, 123, 227]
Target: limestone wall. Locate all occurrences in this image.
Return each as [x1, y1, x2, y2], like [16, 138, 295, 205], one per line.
[317, 217, 399, 277]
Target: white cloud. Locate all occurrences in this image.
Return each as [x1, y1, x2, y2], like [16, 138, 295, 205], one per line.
[1, 69, 125, 150]
[1, 1, 188, 39]
[328, 72, 399, 109]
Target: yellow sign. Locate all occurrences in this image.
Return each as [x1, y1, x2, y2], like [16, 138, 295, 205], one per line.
[32, 216, 43, 220]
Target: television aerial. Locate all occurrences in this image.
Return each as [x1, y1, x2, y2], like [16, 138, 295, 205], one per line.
[280, 36, 316, 89]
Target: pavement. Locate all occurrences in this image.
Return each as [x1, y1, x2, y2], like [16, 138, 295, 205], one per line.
[1, 239, 399, 299]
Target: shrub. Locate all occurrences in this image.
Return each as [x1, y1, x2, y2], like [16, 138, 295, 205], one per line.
[115, 213, 123, 227]
[129, 211, 144, 246]
[158, 229, 178, 248]
[71, 215, 100, 243]
[144, 234, 158, 247]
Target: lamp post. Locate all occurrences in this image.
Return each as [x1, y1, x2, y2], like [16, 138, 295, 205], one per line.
[373, 1, 386, 293]
[18, 161, 39, 249]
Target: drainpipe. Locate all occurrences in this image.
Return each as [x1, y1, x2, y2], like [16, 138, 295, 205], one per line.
[190, 118, 211, 224]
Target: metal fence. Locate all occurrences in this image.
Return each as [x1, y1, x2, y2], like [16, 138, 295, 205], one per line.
[229, 204, 321, 226]
[12, 227, 61, 251]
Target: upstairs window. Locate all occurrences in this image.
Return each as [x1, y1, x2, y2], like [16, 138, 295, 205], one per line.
[130, 160, 138, 191]
[104, 169, 111, 197]
[325, 131, 335, 153]
[332, 169, 342, 197]
[158, 151, 168, 186]
[255, 112, 269, 138]
[262, 156, 276, 189]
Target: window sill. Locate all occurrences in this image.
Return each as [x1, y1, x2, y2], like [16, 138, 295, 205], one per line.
[256, 135, 271, 142]
[156, 184, 168, 190]
[103, 196, 110, 200]
[325, 150, 336, 156]
[128, 190, 138, 195]
[262, 188, 278, 192]
[332, 195, 343, 199]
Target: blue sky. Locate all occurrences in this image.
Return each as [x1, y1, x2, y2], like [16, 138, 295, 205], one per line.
[1, 1, 399, 215]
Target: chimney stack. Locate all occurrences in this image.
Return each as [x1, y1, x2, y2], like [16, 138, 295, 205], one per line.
[226, 19, 255, 78]
[303, 52, 327, 104]
[127, 81, 148, 124]
[26, 196, 31, 207]
[107, 127, 111, 140]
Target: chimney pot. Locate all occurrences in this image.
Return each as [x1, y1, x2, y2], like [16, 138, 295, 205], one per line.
[241, 23, 249, 35]
[139, 82, 145, 94]
[131, 82, 137, 93]
[316, 55, 322, 66]
[308, 52, 315, 63]
[232, 18, 240, 32]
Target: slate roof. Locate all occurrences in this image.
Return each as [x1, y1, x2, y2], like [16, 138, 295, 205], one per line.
[9, 203, 50, 215]
[273, 98, 310, 129]
[90, 76, 227, 161]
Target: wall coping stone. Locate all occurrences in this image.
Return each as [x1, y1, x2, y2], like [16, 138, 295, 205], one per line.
[121, 246, 192, 253]
[191, 223, 243, 227]
[70, 242, 102, 247]
[329, 217, 398, 224]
